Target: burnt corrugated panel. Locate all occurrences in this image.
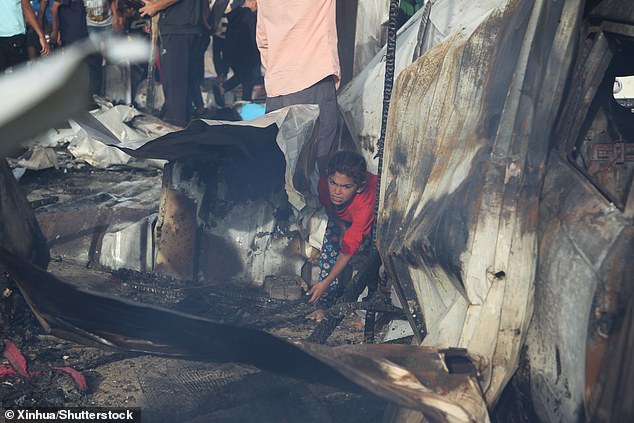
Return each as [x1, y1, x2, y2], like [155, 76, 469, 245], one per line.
[525, 154, 633, 422]
[588, 0, 634, 25]
[377, 0, 582, 406]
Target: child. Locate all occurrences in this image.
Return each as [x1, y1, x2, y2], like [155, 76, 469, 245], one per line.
[306, 151, 377, 322]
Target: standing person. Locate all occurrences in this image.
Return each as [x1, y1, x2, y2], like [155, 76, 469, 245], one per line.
[213, 0, 259, 105]
[84, 0, 120, 35]
[306, 151, 377, 322]
[1, 0, 49, 71]
[83, 0, 120, 96]
[190, 0, 211, 116]
[51, 0, 89, 47]
[210, 1, 229, 82]
[140, 0, 203, 128]
[256, 0, 340, 174]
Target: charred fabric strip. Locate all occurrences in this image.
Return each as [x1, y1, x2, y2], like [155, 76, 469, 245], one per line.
[118, 119, 279, 162]
[0, 249, 358, 393]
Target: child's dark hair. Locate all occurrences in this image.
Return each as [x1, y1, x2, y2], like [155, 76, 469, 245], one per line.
[326, 151, 367, 186]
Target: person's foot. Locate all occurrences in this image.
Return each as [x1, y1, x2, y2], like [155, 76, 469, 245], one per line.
[306, 308, 327, 322]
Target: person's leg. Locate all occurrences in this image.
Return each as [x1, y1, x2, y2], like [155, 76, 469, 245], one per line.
[26, 28, 39, 60]
[307, 220, 342, 322]
[222, 73, 240, 91]
[86, 25, 112, 97]
[231, 65, 254, 101]
[190, 34, 208, 111]
[265, 77, 338, 173]
[212, 35, 228, 79]
[0, 37, 11, 72]
[0, 35, 28, 71]
[160, 34, 193, 127]
[239, 67, 255, 101]
[310, 77, 338, 174]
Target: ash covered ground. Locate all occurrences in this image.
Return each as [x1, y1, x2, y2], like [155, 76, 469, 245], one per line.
[0, 166, 390, 423]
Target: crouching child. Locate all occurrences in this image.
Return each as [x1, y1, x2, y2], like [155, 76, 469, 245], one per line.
[306, 151, 377, 322]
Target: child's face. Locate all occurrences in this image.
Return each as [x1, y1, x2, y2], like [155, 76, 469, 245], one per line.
[327, 172, 363, 206]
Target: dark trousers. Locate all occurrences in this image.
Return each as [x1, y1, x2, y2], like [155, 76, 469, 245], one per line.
[266, 76, 339, 174]
[0, 34, 28, 72]
[223, 64, 257, 101]
[212, 35, 228, 77]
[190, 34, 210, 110]
[160, 33, 200, 127]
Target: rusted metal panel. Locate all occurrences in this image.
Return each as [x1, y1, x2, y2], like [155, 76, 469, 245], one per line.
[153, 163, 199, 280]
[377, 0, 583, 408]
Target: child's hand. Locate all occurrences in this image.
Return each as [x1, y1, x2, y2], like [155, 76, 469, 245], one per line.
[306, 280, 329, 303]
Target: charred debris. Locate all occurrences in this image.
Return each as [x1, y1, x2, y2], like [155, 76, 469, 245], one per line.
[1, 1, 634, 423]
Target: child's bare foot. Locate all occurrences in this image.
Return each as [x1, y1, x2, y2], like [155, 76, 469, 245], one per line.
[306, 308, 327, 322]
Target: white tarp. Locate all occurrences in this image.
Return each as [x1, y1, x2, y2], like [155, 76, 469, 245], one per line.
[353, 0, 389, 78]
[0, 36, 149, 158]
[68, 104, 168, 169]
[339, 0, 506, 173]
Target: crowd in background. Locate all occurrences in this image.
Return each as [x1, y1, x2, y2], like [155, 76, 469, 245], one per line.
[1, 0, 264, 127]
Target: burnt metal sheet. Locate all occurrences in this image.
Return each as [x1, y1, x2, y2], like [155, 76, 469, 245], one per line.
[0, 248, 490, 422]
[588, 0, 634, 25]
[0, 161, 49, 269]
[588, 289, 634, 422]
[524, 154, 633, 422]
[377, 0, 582, 406]
[153, 163, 199, 280]
[591, 143, 634, 163]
